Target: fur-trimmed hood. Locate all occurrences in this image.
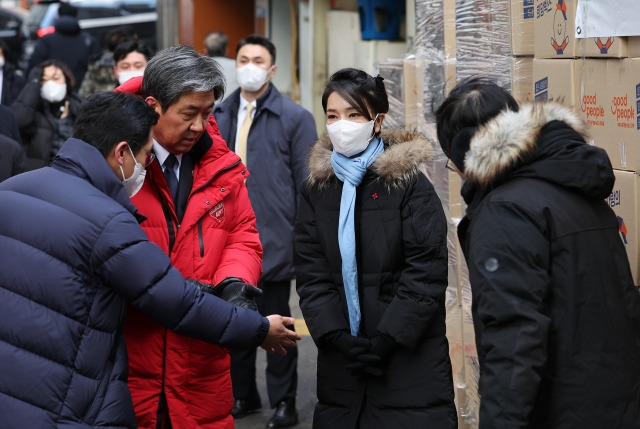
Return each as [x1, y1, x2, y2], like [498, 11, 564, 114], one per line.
[465, 102, 586, 186]
[307, 129, 434, 191]
[462, 102, 614, 200]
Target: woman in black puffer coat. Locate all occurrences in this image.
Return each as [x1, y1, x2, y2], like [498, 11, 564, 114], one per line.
[294, 68, 457, 429]
[12, 59, 82, 171]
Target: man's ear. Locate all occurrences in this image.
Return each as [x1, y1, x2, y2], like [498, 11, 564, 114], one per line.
[113, 66, 119, 79]
[268, 64, 277, 79]
[113, 141, 128, 164]
[145, 96, 161, 114]
[105, 141, 129, 176]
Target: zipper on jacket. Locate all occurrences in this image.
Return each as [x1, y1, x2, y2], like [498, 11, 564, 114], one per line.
[156, 329, 169, 429]
[198, 219, 204, 257]
[162, 203, 177, 253]
[190, 160, 241, 259]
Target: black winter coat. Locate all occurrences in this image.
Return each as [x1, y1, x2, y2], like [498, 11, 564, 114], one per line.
[1, 62, 26, 106]
[0, 138, 268, 428]
[457, 102, 640, 429]
[11, 74, 82, 170]
[27, 15, 102, 88]
[294, 130, 457, 429]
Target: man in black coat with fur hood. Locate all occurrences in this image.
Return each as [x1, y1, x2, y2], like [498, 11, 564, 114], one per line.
[436, 76, 640, 429]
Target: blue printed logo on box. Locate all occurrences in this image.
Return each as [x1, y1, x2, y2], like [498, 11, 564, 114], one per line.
[636, 83, 640, 99]
[535, 77, 549, 95]
[535, 91, 549, 101]
[637, 115, 640, 130]
[524, 6, 534, 19]
[524, 0, 534, 18]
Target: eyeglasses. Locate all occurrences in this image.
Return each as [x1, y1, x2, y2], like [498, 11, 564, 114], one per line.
[131, 144, 156, 167]
[445, 159, 456, 172]
[142, 149, 156, 167]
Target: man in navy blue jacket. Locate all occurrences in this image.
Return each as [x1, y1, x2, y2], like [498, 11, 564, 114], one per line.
[213, 34, 317, 429]
[0, 91, 300, 429]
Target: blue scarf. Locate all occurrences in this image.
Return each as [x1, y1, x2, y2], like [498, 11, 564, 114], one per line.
[330, 136, 385, 336]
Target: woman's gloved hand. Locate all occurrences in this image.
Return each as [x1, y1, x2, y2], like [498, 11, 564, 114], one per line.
[321, 330, 368, 357]
[345, 333, 398, 377]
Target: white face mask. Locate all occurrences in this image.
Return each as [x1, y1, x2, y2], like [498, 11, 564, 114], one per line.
[119, 145, 146, 198]
[236, 63, 271, 92]
[117, 69, 145, 85]
[0, 57, 5, 68]
[40, 80, 67, 103]
[327, 114, 378, 157]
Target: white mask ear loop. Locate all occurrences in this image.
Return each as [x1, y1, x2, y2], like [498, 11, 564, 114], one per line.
[368, 113, 380, 142]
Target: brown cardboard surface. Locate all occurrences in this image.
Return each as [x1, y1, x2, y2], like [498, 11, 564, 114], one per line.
[534, 0, 627, 58]
[604, 59, 640, 171]
[510, 0, 535, 56]
[578, 59, 608, 147]
[629, 37, 640, 58]
[532, 58, 582, 116]
[403, 57, 424, 128]
[511, 56, 534, 102]
[444, 0, 456, 59]
[607, 170, 638, 285]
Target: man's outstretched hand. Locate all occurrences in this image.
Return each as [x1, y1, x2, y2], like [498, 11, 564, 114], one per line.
[261, 315, 301, 356]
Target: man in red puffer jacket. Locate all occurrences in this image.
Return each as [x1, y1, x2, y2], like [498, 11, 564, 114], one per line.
[116, 45, 296, 429]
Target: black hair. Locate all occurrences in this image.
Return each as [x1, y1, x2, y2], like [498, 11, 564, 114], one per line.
[435, 76, 519, 160]
[37, 59, 76, 95]
[74, 92, 158, 156]
[321, 68, 389, 122]
[113, 40, 154, 64]
[58, 2, 78, 18]
[105, 26, 137, 52]
[236, 34, 276, 65]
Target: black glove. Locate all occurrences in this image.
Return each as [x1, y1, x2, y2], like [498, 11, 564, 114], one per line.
[322, 330, 369, 357]
[213, 277, 263, 311]
[369, 333, 396, 362]
[345, 334, 397, 377]
[27, 67, 43, 84]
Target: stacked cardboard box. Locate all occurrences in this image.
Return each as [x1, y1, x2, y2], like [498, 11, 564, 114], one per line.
[528, 0, 640, 284]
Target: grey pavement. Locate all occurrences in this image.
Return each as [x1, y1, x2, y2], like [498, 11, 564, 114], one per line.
[234, 282, 316, 429]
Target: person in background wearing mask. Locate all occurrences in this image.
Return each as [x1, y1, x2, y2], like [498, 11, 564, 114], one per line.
[114, 45, 299, 429]
[213, 34, 317, 428]
[27, 1, 102, 90]
[0, 91, 300, 428]
[293, 68, 458, 428]
[0, 39, 25, 106]
[79, 26, 138, 98]
[204, 31, 238, 101]
[12, 59, 82, 171]
[113, 40, 153, 86]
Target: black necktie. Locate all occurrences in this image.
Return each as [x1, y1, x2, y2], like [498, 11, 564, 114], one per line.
[163, 154, 178, 201]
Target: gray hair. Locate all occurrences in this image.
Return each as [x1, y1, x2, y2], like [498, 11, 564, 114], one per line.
[142, 44, 225, 107]
[204, 32, 228, 57]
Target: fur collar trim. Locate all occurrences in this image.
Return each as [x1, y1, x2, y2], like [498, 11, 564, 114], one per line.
[465, 102, 587, 187]
[307, 129, 434, 191]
